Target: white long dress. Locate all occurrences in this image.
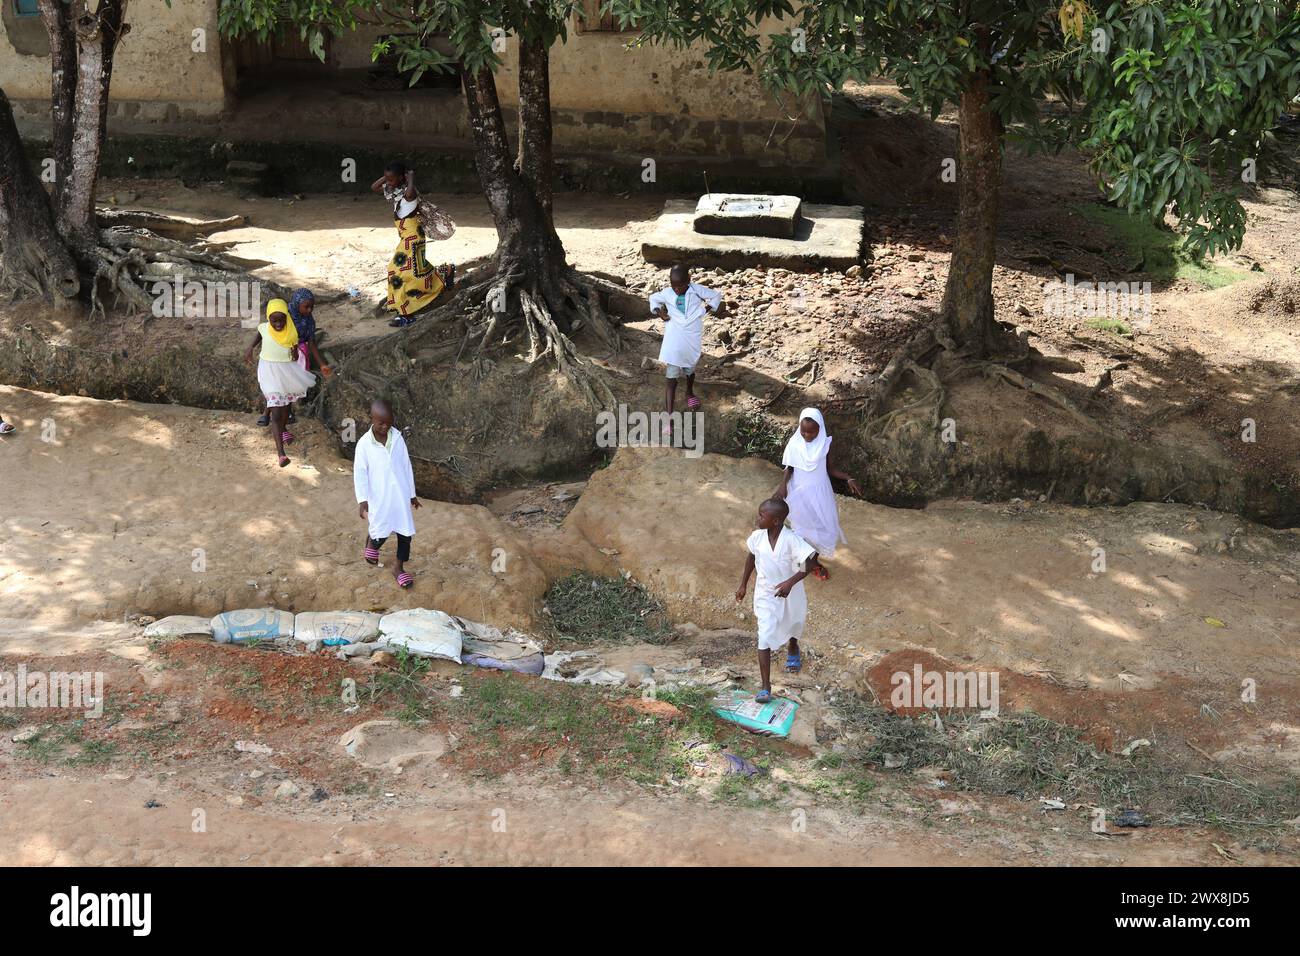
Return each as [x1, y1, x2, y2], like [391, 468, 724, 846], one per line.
[353, 427, 417, 540]
[781, 408, 847, 558]
[746, 527, 816, 651]
[647, 283, 721, 369]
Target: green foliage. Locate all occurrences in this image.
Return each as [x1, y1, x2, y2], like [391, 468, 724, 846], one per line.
[219, 1, 584, 84]
[1076, 202, 1248, 288]
[608, 0, 1300, 259]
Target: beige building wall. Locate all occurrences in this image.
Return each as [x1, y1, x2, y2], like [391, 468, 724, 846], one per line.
[2, 3, 824, 166]
[1, 0, 226, 111]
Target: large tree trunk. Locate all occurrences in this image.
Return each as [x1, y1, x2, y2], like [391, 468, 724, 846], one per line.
[460, 58, 564, 274]
[38, 0, 77, 221]
[515, 36, 555, 234]
[939, 68, 1002, 357]
[40, 0, 130, 247]
[0, 88, 80, 300]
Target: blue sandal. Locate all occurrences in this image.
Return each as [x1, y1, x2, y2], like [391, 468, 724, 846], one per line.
[755, 689, 773, 704]
[785, 653, 802, 673]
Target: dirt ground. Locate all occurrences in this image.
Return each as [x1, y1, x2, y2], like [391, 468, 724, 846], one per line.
[1, 387, 1297, 864]
[3, 85, 1300, 866]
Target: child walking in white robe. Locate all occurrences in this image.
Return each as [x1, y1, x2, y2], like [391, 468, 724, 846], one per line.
[648, 264, 721, 428]
[736, 498, 818, 698]
[354, 400, 421, 589]
[776, 407, 861, 581]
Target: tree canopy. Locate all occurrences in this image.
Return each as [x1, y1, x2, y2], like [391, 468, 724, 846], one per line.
[610, 0, 1300, 258]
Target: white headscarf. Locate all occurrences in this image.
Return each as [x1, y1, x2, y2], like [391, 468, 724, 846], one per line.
[781, 407, 830, 472]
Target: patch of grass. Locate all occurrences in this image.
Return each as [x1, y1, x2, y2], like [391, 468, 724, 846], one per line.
[1086, 317, 1132, 337]
[452, 673, 674, 782]
[364, 648, 435, 723]
[0, 711, 21, 730]
[1075, 203, 1248, 289]
[17, 719, 119, 767]
[67, 739, 119, 766]
[543, 571, 673, 645]
[726, 409, 788, 462]
[830, 693, 1300, 849]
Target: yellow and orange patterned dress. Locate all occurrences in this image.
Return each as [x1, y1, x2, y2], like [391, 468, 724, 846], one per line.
[384, 186, 444, 317]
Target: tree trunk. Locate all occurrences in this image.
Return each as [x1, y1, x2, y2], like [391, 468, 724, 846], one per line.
[515, 36, 555, 233]
[460, 60, 564, 271]
[0, 87, 80, 299]
[38, 0, 77, 220]
[939, 69, 1003, 357]
[54, 1, 130, 246]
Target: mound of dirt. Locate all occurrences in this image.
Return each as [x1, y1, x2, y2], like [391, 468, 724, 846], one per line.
[0, 386, 558, 650]
[566, 447, 1300, 693]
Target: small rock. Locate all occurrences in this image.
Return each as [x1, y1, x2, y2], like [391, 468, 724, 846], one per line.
[11, 727, 38, 744]
[372, 651, 396, 666]
[274, 781, 301, 800]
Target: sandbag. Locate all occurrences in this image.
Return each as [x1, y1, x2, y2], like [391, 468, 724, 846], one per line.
[294, 611, 382, 646]
[711, 689, 799, 738]
[211, 608, 295, 644]
[376, 609, 463, 663]
[143, 615, 214, 639]
[462, 650, 546, 676]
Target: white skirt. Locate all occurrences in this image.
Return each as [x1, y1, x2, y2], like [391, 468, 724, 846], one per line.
[258, 358, 317, 408]
[786, 466, 846, 557]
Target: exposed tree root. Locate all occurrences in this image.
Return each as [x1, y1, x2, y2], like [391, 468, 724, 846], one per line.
[860, 315, 1102, 442]
[320, 262, 620, 421]
[82, 224, 291, 322]
[974, 362, 1101, 431]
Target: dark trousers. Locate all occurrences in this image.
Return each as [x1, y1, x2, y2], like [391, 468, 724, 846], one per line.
[370, 534, 411, 562]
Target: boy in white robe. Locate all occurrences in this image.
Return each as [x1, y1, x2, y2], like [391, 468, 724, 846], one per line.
[648, 265, 721, 429]
[354, 399, 421, 589]
[735, 498, 818, 701]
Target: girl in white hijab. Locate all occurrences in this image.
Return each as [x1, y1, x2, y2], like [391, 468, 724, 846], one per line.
[775, 408, 861, 584]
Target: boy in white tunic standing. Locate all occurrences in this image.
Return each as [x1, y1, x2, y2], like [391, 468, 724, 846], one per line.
[735, 498, 818, 702]
[354, 399, 421, 589]
[648, 265, 721, 434]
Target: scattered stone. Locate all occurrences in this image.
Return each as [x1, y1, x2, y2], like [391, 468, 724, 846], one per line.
[11, 727, 38, 744]
[371, 651, 396, 666]
[234, 740, 273, 755]
[274, 781, 301, 800]
[143, 800, 162, 809]
[339, 720, 449, 771]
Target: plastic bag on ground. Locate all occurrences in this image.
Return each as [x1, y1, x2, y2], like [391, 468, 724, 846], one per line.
[144, 615, 214, 639]
[711, 689, 799, 738]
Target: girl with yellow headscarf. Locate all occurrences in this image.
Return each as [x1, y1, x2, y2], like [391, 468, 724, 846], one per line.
[245, 298, 319, 467]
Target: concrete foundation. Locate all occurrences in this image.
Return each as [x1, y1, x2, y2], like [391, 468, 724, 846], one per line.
[643, 200, 864, 271]
[693, 193, 802, 239]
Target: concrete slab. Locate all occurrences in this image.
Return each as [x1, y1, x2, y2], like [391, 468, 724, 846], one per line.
[693, 193, 802, 239]
[642, 200, 863, 271]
